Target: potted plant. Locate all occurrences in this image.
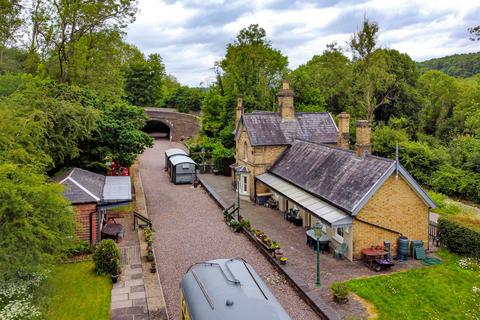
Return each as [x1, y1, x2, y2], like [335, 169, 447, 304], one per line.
[147, 252, 154, 262]
[228, 219, 242, 232]
[273, 249, 284, 259]
[93, 239, 121, 283]
[269, 241, 280, 250]
[331, 283, 349, 304]
[279, 257, 288, 265]
[150, 262, 157, 273]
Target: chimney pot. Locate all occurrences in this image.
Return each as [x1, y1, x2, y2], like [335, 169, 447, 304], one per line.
[235, 96, 243, 127]
[337, 112, 350, 149]
[355, 120, 371, 157]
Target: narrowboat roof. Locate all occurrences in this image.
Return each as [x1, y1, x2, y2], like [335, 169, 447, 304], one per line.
[165, 148, 188, 157]
[180, 258, 291, 320]
[170, 155, 197, 166]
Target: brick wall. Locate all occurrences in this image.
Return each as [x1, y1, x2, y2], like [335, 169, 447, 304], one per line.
[352, 175, 429, 259]
[73, 203, 97, 244]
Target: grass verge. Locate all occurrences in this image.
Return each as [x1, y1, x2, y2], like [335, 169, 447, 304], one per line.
[45, 261, 111, 320]
[345, 250, 480, 319]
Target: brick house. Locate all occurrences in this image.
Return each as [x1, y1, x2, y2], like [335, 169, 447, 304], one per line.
[233, 81, 436, 261]
[57, 168, 132, 244]
[231, 81, 338, 200]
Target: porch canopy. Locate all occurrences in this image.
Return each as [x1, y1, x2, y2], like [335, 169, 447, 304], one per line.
[256, 173, 352, 228]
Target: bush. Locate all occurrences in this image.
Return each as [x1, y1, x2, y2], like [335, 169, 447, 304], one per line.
[331, 282, 349, 304]
[93, 239, 120, 275]
[438, 216, 480, 258]
[428, 191, 461, 215]
[63, 240, 93, 257]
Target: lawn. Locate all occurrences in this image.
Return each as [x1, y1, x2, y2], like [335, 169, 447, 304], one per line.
[45, 261, 111, 320]
[345, 250, 480, 320]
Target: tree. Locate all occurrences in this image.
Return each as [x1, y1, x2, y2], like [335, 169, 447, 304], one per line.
[124, 52, 166, 107]
[166, 86, 205, 113]
[0, 163, 75, 277]
[32, 0, 137, 82]
[350, 19, 397, 122]
[81, 102, 154, 169]
[0, 0, 22, 48]
[289, 47, 353, 113]
[468, 25, 480, 41]
[219, 24, 288, 111]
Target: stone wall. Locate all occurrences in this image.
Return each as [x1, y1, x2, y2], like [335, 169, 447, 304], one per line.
[352, 175, 429, 259]
[235, 126, 287, 200]
[73, 203, 97, 243]
[144, 108, 200, 142]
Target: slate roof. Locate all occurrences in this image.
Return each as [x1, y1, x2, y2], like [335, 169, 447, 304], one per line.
[269, 140, 396, 213]
[57, 168, 131, 205]
[237, 112, 338, 146]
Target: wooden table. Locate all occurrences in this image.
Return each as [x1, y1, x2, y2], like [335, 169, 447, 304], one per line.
[306, 230, 330, 253]
[362, 248, 394, 271]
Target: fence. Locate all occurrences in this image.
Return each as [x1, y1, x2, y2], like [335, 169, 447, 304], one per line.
[428, 221, 439, 247]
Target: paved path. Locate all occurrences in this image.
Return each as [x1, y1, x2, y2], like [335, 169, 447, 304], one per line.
[110, 213, 149, 320]
[139, 139, 320, 320]
[199, 173, 426, 319]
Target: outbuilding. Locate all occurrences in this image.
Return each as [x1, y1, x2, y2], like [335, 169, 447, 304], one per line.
[170, 155, 197, 184]
[164, 148, 188, 173]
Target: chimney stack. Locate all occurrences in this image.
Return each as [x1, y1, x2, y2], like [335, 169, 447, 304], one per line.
[235, 96, 243, 127]
[355, 120, 372, 157]
[277, 80, 295, 120]
[337, 112, 350, 149]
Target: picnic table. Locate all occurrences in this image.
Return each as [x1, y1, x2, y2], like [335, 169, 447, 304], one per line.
[306, 230, 330, 253]
[362, 248, 394, 271]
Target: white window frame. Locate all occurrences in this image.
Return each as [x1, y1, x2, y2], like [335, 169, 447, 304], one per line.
[238, 174, 249, 195]
[243, 142, 248, 161]
[334, 227, 344, 242]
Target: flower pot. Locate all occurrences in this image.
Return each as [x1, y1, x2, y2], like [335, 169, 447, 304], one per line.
[334, 296, 348, 304]
[111, 274, 120, 283]
[150, 264, 157, 273]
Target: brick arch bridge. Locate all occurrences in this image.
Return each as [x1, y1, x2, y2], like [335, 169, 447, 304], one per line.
[144, 108, 201, 141]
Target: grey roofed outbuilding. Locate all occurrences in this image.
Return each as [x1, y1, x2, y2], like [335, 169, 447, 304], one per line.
[234, 111, 338, 146]
[256, 173, 352, 228]
[268, 140, 435, 215]
[180, 258, 291, 320]
[169, 155, 197, 166]
[165, 148, 188, 157]
[57, 167, 131, 205]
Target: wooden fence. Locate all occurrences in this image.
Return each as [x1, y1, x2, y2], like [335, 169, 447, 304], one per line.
[428, 221, 439, 247]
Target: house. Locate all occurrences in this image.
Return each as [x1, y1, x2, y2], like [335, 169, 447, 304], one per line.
[233, 81, 436, 261]
[231, 81, 338, 201]
[56, 168, 132, 244]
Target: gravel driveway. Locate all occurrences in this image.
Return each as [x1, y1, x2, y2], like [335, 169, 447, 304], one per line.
[139, 139, 320, 320]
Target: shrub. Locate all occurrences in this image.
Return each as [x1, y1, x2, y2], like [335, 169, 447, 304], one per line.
[228, 219, 242, 232]
[331, 282, 349, 304]
[63, 240, 93, 257]
[428, 191, 461, 215]
[93, 239, 120, 275]
[438, 216, 480, 258]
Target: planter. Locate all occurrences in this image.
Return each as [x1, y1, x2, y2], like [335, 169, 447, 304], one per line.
[111, 274, 120, 283]
[150, 263, 157, 273]
[147, 253, 154, 262]
[333, 296, 348, 304]
[279, 257, 288, 265]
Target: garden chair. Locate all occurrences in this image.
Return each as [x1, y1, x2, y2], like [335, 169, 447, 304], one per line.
[334, 242, 347, 260]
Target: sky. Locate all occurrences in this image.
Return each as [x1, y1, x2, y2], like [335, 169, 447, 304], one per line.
[126, 0, 480, 86]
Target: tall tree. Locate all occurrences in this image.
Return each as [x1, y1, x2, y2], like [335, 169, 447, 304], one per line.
[219, 24, 288, 111]
[124, 52, 166, 107]
[350, 19, 396, 122]
[289, 46, 354, 113]
[33, 0, 137, 82]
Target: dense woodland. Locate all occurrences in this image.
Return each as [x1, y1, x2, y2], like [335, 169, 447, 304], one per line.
[0, 1, 479, 317]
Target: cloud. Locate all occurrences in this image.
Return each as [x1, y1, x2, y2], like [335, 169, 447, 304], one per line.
[126, 0, 480, 86]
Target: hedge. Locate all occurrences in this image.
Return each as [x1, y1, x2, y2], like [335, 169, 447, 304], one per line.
[438, 217, 480, 258]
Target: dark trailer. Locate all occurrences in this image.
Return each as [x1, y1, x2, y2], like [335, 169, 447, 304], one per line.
[169, 155, 197, 184]
[164, 148, 188, 172]
[180, 258, 291, 320]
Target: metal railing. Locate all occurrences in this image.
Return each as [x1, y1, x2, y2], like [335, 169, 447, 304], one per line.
[134, 211, 152, 230]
